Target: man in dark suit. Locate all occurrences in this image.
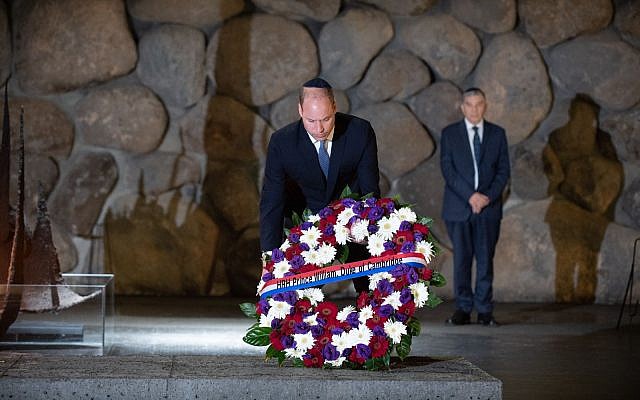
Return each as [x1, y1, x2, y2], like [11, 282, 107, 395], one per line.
[259, 78, 380, 291]
[440, 88, 510, 326]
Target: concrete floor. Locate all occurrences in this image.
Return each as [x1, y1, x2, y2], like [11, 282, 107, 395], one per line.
[109, 296, 639, 400]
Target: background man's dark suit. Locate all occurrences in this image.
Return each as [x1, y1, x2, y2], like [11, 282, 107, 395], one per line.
[440, 119, 510, 317]
[260, 112, 380, 252]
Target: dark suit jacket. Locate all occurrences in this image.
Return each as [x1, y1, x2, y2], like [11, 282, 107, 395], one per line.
[260, 112, 380, 251]
[440, 120, 510, 222]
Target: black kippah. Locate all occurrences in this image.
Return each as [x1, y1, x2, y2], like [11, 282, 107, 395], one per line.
[303, 78, 332, 89]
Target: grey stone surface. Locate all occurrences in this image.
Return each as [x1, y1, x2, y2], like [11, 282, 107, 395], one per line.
[76, 85, 168, 153]
[447, 0, 516, 33]
[127, 0, 244, 29]
[0, 355, 501, 400]
[615, 0, 640, 48]
[511, 139, 550, 200]
[0, 2, 10, 87]
[138, 24, 206, 108]
[600, 105, 640, 163]
[269, 90, 350, 130]
[214, 14, 318, 106]
[253, 0, 340, 22]
[473, 32, 552, 145]
[223, 225, 262, 297]
[121, 152, 202, 196]
[354, 49, 431, 104]
[397, 14, 480, 82]
[51, 224, 77, 273]
[596, 221, 640, 304]
[409, 81, 462, 142]
[13, 0, 136, 95]
[620, 176, 640, 229]
[353, 102, 433, 180]
[519, 0, 613, 48]
[49, 152, 118, 237]
[548, 32, 640, 111]
[358, 0, 437, 15]
[9, 153, 58, 228]
[319, 8, 393, 90]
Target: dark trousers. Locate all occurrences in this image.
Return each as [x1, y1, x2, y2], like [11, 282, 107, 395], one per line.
[347, 242, 371, 293]
[446, 214, 501, 314]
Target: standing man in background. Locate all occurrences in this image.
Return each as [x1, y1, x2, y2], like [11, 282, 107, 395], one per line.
[440, 88, 510, 326]
[259, 78, 380, 292]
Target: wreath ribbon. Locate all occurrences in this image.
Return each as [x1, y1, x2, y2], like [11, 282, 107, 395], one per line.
[257, 252, 427, 299]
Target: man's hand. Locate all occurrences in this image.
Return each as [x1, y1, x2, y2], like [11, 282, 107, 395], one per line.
[469, 192, 490, 214]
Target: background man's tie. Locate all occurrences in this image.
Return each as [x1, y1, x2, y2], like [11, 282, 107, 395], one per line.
[318, 140, 330, 178]
[472, 126, 481, 169]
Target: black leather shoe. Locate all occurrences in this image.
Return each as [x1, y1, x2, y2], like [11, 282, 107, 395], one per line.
[477, 313, 500, 326]
[446, 310, 471, 325]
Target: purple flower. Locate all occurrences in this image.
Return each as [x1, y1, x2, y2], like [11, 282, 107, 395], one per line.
[294, 322, 311, 334]
[379, 304, 394, 318]
[301, 221, 313, 230]
[368, 206, 384, 222]
[414, 232, 424, 242]
[353, 203, 365, 215]
[365, 197, 377, 207]
[372, 325, 385, 336]
[331, 327, 344, 335]
[346, 312, 360, 328]
[281, 335, 295, 349]
[319, 207, 333, 218]
[271, 318, 281, 329]
[342, 348, 352, 357]
[311, 325, 325, 338]
[399, 221, 412, 231]
[395, 312, 409, 323]
[383, 202, 395, 213]
[348, 215, 359, 225]
[271, 248, 285, 263]
[367, 224, 379, 234]
[273, 291, 298, 305]
[407, 268, 419, 284]
[299, 243, 310, 251]
[383, 241, 395, 251]
[290, 254, 305, 269]
[341, 198, 357, 207]
[316, 317, 327, 327]
[401, 241, 416, 253]
[356, 344, 372, 360]
[322, 344, 340, 361]
[323, 225, 335, 236]
[258, 299, 270, 313]
[377, 279, 393, 296]
[400, 288, 413, 304]
[288, 232, 300, 243]
[262, 272, 274, 282]
[391, 264, 410, 277]
[370, 298, 380, 308]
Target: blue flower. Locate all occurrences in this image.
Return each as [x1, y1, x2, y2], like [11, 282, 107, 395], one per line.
[365, 197, 377, 207]
[341, 198, 357, 207]
[414, 232, 424, 242]
[331, 327, 344, 335]
[271, 318, 281, 329]
[289, 232, 300, 243]
[372, 325, 385, 336]
[383, 241, 395, 251]
[294, 322, 311, 334]
[407, 268, 419, 284]
[399, 221, 412, 231]
[401, 241, 416, 253]
[310, 325, 324, 338]
[356, 344, 372, 360]
[400, 288, 413, 304]
[290, 254, 305, 269]
[319, 207, 333, 218]
[367, 223, 379, 234]
[271, 248, 285, 263]
[323, 343, 340, 361]
[281, 335, 295, 349]
[377, 279, 393, 296]
[379, 304, 394, 317]
[395, 312, 409, 323]
[262, 272, 274, 282]
[346, 312, 360, 328]
[368, 206, 384, 221]
[323, 225, 335, 235]
[301, 221, 313, 230]
[274, 291, 298, 305]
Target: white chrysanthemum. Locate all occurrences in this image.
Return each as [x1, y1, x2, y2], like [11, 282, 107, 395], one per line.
[358, 305, 374, 324]
[308, 214, 321, 223]
[279, 239, 290, 251]
[336, 305, 356, 322]
[273, 260, 291, 278]
[284, 347, 305, 359]
[366, 233, 385, 257]
[304, 312, 319, 326]
[335, 225, 350, 245]
[337, 208, 356, 226]
[300, 225, 322, 247]
[368, 272, 394, 291]
[410, 282, 430, 308]
[317, 243, 337, 265]
[331, 332, 351, 353]
[297, 288, 324, 305]
[293, 331, 315, 352]
[384, 320, 407, 344]
[348, 324, 372, 346]
[382, 291, 403, 310]
[325, 356, 346, 367]
[394, 207, 417, 223]
[377, 215, 402, 241]
[267, 299, 291, 319]
[415, 240, 434, 263]
[259, 313, 274, 328]
[350, 219, 369, 243]
[301, 249, 321, 266]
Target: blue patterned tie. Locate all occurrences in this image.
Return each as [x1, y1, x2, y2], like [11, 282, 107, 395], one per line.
[472, 126, 481, 169]
[318, 140, 330, 178]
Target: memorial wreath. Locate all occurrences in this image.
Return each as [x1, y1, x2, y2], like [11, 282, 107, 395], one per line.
[240, 187, 445, 370]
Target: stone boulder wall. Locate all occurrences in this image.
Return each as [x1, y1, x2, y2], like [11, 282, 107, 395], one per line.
[510, 138, 549, 201]
[597, 221, 640, 304]
[10, 154, 58, 228]
[473, 32, 552, 146]
[104, 192, 219, 295]
[127, 0, 244, 29]
[620, 176, 640, 230]
[519, 0, 613, 48]
[358, 0, 437, 16]
[253, 0, 340, 22]
[615, 0, 640, 48]
[448, 0, 516, 34]
[119, 152, 202, 197]
[601, 105, 640, 164]
[214, 14, 318, 106]
[0, 2, 10, 87]
[13, 0, 137, 95]
[409, 81, 462, 143]
[319, 8, 393, 90]
[75, 85, 168, 153]
[549, 32, 640, 111]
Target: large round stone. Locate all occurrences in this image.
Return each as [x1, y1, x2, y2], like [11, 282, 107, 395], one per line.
[75, 85, 168, 153]
[253, 0, 340, 22]
[354, 49, 431, 104]
[52, 224, 77, 273]
[9, 154, 59, 229]
[119, 152, 202, 197]
[13, 0, 136, 95]
[397, 14, 480, 82]
[560, 155, 623, 214]
[353, 102, 433, 180]
[49, 152, 118, 237]
[448, 0, 516, 33]
[357, 0, 437, 15]
[600, 105, 640, 163]
[319, 8, 393, 90]
[597, 222, 640, 304]
[409, 81, 462, 142]
[615, 0, 640, 48]
[127, 0, 244, 29]
[137, 24, 206, 108]
[548, 32, 640, 111]
[519, 0, 613, 48]
[268, 90, 350, 131]
[214, 14, 318, 106]
[510, 139, 549, 201]
[0, 2, 10, 87]
[473, 32, 552, 145]
[620, 177, 640, 229]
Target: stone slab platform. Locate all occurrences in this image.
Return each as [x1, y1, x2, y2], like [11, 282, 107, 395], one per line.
[0, 354, 501, 399]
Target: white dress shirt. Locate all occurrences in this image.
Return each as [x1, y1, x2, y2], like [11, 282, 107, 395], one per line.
[307, 131, 334, 156]
[464, 118, 483, 190]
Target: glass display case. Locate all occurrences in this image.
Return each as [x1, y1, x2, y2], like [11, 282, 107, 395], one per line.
[0, 273, 114, 355]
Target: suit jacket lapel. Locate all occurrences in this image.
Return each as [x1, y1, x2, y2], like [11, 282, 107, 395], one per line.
[459, 121, 475, 168]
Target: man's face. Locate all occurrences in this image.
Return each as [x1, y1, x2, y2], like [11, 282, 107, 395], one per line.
[460, 94, 486, 125]
[298, 92, 336, 141]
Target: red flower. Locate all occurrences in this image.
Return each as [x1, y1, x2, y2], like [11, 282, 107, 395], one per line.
[413, 223, 429, 236]
[370, 335, 389, 358]
[322, 234, 337, 246]
[393, 274, 407, 291]
[394, 231, 414, 246]
[265, 260, 275, 272]
[399, 301, 416, 318]
[281, 314, 302, 335]
[303, 348, 325, 368]
[420, 267, 433, 281]
[316, 301, 338, 320]
[357, 291, 371, 309]
[295, 299, 312, 314]
[365, 313, 388, 330]
[285, 244, 303, 259]
[269, 330, 285, 351]
[298, 264, 318, 274]
[377, 198, 395, 209]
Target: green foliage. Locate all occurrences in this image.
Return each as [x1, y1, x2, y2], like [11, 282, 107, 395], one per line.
[302, 208, 313, 221]
[418, 216, 433, 227]
[291, 210, 303, 226]
[426, 292, 444, 308]
[243, 326, 271, 347]
[364, 353, 391, 371]
[265, 345, 286, 366]
[430, 271, 447, 287]
[239, 302, 258, 319]
[396, 334, 413, 360]
[292, 358, 305, 368]
[337, 244, 350, 264]
[407, 317, 421, 337]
